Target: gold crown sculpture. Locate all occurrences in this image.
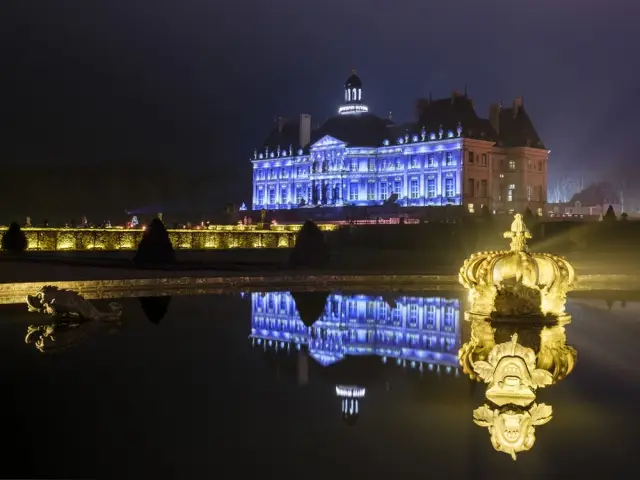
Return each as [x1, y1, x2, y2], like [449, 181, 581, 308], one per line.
[459, 214, 575, 318]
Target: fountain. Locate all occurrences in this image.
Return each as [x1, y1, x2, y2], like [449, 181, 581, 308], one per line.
[459, 213, 575, 322]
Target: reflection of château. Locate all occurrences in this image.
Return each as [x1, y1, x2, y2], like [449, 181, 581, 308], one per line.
[250, 292, 462, 369]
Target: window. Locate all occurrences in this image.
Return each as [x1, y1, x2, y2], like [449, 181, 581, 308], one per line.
[508, 160, 516, 170]
[445, 177, 455, 197]
[350, 160, 358, 171]
[468, 151, 474, 163]
[537, 207, 543, 216]
[527, 159, 532, 170]
[394, 180, 402, 196]
[257, 188, 264, 205]
[366, 302, 375, 318]
[410, 156, 419, 168]
[281, 187, 287, 203]
[538, 160, 542, 171]
[446, 152, 454, 166]
[427, 178, 436, 198]
[368, 159, 376, 171]
[527, 185, 532, 201]
[269, 188, 276, 204]
[349, 183, 358, 201]
[380, 182, 388, 200]
[468, 178, 475, 196]
[410, 179, 419, 198]
[367, 183, 376, 200]
[296, 187, 304, 203]
[481, 179, 487, 197]
[427, 154, 436, 168]
[482, 153, 487, 166]
[507, 185, 514, 202]
[468, 203, 475, 213]
[499, 173, 504, 179]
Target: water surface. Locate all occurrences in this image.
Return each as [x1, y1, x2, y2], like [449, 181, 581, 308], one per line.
[0, 290, 638, 478]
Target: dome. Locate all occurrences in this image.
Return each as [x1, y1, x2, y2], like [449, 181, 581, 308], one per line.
[459, 214, 575, 318]
[345, 72, 362, 89]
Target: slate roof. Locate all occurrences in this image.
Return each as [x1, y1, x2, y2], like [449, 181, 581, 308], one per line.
[498, 107, 546, 149]
[258, 93, 545, 152]
[310, 113, 394, 147]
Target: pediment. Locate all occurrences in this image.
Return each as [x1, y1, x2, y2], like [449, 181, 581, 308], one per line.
[310, 135, 346, 149]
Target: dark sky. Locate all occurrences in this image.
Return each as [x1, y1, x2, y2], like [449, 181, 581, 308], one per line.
[3, 0, 640, 205]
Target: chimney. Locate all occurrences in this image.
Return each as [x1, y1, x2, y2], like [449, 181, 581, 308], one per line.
[277, 116, 286, 132]
[489, 103, 501, 134]
[512, 97, 523, 118]
[299, 114, 311, 148]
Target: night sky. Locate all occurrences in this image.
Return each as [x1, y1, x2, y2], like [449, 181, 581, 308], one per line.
[3, 0, 640, 209]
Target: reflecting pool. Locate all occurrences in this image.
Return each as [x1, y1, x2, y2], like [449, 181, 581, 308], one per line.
[0, 290, 639, 478]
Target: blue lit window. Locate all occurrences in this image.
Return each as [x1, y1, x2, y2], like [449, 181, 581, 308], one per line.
[350, 160, 358, 171]
[410, 179, 419, 198]
[446, 152, 455, 166]
[445, 177, 455, 197]
[281, 188, 287, 203]
[411, 156, 419, 168]
[296, 187, 304, 203]
[427, 155, 436, 168]
[367, 183, 376, 200]
[269, 189, 276, 204]
[257, 188, 264, 205]
[427, 179, 436, 198]
[380, 182, 387, 200]
[349, 183, 358, 201]
[394, 181, 402, 196]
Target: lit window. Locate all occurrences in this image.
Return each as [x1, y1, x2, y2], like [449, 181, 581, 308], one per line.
[410, 179, 419, 198]
[468, 203, 475, 213]
[446, 152, 455, 166]
[527, 185, 532, 201]
[509, 160, 516, 170]
[269, 189, 276, 204]
[445, 177, 455, 197]
[507, 189, 513, 202]
[368, 159, 376, 171]
[349, 183, 358, 201]
[427, 179, 436, 198]
[509, 184, 516, 189]
[350, 160, 358, 171]
[537, 207, 543, 216]
[428, 155, 437, 168]
[394, 180, 402, 195]
[499, 173, 504, 179]
[281, 188, 287, 203]
[380, 182, 388, 200]
[367, 183, 375, 200]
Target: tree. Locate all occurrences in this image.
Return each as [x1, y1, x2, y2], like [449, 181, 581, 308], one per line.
[289, 220, 329, 268]
[133, 218, 175, 267]
[1, 222, 28, 254]
[603, 205, 617, 223]
[523, 207, 535, 226]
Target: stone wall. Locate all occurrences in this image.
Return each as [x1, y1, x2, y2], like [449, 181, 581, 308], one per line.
[0, 225, 338, 251]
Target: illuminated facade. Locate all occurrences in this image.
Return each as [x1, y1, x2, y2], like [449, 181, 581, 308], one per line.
[251, 73, 548, 214]
[249, 292, 462, 370]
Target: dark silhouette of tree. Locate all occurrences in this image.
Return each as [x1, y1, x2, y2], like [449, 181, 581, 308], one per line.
[603, 205, 617, 222]
[289, 220, 329, 268]
[133, 218, 175, 267]
[291, 291, 330, 327]
[523, 207, 535, 226]
[138, 296, 172, 324]
[1, 222, 28, 254]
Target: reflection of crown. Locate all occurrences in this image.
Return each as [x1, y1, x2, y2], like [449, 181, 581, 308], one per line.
[459, 214, 575, 316]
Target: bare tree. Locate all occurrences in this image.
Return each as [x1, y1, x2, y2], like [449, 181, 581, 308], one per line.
[549, 176, 582, 203]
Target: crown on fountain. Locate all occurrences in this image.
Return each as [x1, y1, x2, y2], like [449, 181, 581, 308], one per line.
[459, 214, 575, 318]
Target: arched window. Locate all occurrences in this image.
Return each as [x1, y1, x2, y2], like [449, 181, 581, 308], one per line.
[358, 88, 362, 100]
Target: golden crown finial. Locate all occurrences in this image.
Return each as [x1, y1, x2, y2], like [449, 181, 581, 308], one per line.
[503, 214, 532, 252]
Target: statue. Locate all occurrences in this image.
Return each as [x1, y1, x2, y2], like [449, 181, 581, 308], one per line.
[459, 321, 576, 460]
[26, 286, 122, 321]
[459, 214, 575, 319]
[25, 286, 122, 353]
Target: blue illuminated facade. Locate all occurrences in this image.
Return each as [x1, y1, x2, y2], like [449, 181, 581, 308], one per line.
[251, 133, 464, 210]
[249, 292, 462, 370]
